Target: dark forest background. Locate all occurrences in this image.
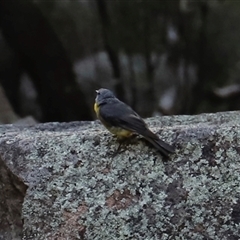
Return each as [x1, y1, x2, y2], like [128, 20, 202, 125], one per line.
[0, 0, 240, 123]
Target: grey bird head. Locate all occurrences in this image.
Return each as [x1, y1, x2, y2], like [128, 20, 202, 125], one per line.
[95, 88, 116, 105]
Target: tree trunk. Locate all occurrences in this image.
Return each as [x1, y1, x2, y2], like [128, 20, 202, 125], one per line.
[189, 2, 209, 114]
[96, 0, 125, 101]
[143, 11, 156, 117]
[0, 0, 92, 122]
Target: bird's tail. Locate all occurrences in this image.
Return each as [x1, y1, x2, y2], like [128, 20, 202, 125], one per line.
[145, 136, 175, 157]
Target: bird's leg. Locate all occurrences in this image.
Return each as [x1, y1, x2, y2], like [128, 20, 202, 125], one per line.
[109, 137, 128, 157]
[110, 134, 139, 158]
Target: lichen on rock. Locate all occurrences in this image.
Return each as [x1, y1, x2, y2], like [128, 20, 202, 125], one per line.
[0, 112, 240, 239]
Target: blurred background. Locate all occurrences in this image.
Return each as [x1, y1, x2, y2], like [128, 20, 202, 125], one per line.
[0, 0, 240, 124]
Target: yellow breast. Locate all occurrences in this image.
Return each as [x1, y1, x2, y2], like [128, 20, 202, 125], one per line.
[107, 126, 133, 138]
[94, 102, 100, 117]
[94, 102, 133, 138]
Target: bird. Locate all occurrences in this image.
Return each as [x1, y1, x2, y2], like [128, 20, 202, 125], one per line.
[94, 88, 175, 157]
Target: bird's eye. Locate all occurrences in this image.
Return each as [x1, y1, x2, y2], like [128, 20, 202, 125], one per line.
[96, 90, 100, 95]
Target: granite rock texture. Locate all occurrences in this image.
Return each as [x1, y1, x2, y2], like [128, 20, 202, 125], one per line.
[0, 111, 240, 239]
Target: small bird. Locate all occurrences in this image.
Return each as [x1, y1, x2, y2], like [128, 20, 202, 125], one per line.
[94, 88, 175, 157]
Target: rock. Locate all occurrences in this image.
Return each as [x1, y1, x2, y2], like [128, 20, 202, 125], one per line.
[0, 111, 240, 239]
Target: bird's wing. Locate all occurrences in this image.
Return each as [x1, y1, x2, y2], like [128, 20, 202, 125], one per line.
[100, 99, 175, 155]
[99, 100, 157, 138]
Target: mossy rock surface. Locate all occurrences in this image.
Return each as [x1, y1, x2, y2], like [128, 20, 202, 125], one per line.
[0, 111, 240, 239]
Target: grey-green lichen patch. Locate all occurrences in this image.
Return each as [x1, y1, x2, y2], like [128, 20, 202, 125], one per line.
[0, 112, 240, 239]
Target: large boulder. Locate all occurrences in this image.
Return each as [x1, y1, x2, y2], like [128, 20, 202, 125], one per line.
[0, 111, 240, 239]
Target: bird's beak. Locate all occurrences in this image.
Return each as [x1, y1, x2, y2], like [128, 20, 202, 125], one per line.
[95, 90, 99, 94]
